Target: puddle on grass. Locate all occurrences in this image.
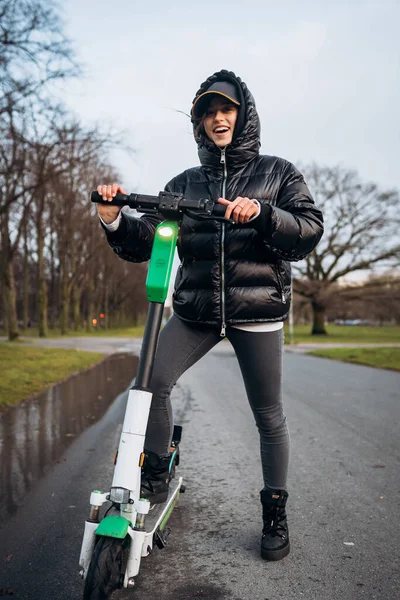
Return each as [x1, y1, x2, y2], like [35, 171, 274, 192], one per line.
[0, 352, 138, 520]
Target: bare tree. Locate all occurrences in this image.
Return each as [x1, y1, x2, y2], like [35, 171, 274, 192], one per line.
[0, 0, 79, 114]
[293, 164, 400, 334]
[49, 123, 122, 334]
[0, 2, 145, 338]
[0, 103, 31, 339]
[325, 271, 400, 325]
[0, 0, 79, 339]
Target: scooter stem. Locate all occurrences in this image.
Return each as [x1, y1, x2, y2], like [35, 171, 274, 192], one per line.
[134, 221, 179, 390]
[135, 303, 164, 389]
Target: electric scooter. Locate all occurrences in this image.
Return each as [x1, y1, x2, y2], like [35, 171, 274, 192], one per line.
[79, 190, 228, 599]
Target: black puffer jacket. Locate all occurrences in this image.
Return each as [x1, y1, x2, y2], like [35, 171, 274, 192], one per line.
[103, 70, 324, 330]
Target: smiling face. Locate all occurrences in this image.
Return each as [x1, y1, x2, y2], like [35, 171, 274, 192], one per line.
[203, 96, 238, 148]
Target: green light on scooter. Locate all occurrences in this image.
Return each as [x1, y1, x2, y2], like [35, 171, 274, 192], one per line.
[146, 221, 179, 303]
[158, 225, 175, 237]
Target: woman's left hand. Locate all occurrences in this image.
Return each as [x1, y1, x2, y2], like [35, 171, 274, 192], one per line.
[218, 196, 259, 224]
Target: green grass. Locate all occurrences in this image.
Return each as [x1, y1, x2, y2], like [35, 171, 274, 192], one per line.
[18, 326, 146, 338]
[284, 324, 400, 344]
[3, 324, 400, 344]
[0, 343, 105, 409]
[308, 347, 400, 372]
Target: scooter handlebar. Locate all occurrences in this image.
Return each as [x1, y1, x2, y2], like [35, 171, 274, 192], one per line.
[91, 190, 228, 219]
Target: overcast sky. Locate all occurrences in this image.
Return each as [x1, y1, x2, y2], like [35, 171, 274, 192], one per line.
[60, 0, 400, 195]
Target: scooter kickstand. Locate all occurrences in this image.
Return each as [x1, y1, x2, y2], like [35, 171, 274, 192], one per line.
[154, 527, 171, 549]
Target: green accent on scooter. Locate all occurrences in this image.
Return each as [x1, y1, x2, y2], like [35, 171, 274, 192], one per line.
[95, 515, 130, 539]
[168, 449, 177, 473]
[146, 221, 179, 302]
[160, 491, 180, 532]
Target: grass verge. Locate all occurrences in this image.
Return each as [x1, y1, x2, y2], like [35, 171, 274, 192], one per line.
[0, 343, 105, 409]
[284, 324, 400, 344]
[308, 347, 400, 372]
[11, 324, 400, 343]
[18, 326, 146, 338]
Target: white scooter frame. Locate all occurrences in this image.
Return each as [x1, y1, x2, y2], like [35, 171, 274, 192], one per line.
[79, 387, 184, 588]
[78, 213, 184, 594]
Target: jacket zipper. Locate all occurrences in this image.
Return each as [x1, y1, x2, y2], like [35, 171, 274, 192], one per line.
[220, 148, 228, 336]
[275, 262, 286, 304]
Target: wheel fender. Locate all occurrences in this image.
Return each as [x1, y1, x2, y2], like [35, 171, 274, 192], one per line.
[96, 515, 131, 539]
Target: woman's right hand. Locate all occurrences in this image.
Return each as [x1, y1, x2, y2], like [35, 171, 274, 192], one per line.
[96, 183, 127, 223]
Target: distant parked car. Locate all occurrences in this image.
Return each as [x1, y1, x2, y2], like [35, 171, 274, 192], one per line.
[335, 319, 376, 326]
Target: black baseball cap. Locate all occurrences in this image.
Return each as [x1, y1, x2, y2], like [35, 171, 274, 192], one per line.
[192, 81, 241, 119]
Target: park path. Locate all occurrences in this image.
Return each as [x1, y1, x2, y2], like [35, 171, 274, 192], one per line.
[0, 343, 399, 599]
[1, 334, 400, 356]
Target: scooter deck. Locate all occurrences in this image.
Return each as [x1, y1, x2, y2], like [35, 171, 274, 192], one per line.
[144, 476, 183, 534]
[141, 476, 183, 555]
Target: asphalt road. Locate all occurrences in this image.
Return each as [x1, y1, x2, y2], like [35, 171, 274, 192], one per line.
[2, 335, 399, 356]
[0, 344, 399, 600]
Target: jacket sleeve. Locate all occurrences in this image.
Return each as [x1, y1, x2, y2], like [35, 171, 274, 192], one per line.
[101, 183, 174, 263]
[252, 162, 324, 261]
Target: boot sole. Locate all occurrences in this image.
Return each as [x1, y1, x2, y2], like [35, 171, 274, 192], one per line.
[261, 541, 290, 561]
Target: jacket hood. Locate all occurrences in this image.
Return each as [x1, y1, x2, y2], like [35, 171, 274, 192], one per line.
[191, 70, 261, 172]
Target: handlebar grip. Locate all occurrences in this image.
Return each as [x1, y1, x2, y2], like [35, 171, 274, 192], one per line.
[212, 203, 228, 217]
[91, 191, 130, 205]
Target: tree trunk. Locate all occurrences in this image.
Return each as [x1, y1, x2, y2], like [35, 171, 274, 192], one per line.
[1, 212, 19, 340]
[2, 287, 8, 333]
[60, 269, 70, 335]
[48, 203, 56, 330]
[72, 284, 81, 331]
[103, 281, 109, 330]
[311, 301, 327, 335]
[37, 213, 48, 337]
[4, 260, 19, 340]
[23, 216, 29, 330]
[37, 276, 48, 337]
[86, 275, 94, 332]
[58, 223, 71, 335]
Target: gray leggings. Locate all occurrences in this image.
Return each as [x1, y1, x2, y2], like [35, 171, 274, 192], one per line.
[145, 315, 289, 491]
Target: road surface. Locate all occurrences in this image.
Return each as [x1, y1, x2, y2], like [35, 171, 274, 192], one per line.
[0, 343, 399, 599]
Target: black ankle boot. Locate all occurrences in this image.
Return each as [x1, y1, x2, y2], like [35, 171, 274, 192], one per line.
[140, 450, 171, 504]
[260, 489, 290, 561]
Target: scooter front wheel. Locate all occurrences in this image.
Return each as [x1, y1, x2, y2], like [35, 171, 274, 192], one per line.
[83, 535, 130, 600]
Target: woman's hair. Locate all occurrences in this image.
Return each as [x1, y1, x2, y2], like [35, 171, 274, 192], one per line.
[193, 112, 206, 138]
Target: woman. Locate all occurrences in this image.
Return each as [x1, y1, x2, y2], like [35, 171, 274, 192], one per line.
[97, 70, 324, 561]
